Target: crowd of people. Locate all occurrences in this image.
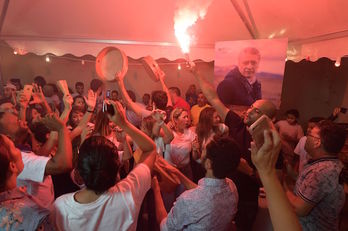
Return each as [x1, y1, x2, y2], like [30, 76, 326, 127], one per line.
[0, 66, 347, 231]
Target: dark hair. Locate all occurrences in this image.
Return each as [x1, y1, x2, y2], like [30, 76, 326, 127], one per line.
[73, 95, 87, 109]
[69, 106, 86, 128]
[10, 78, 22, 90]
[196, 107, 217, 148]
[29, 122, 50, 144]
[111, 90, 118, 95]
[205, 136, 241, 179]
[0, 135, 11, 189]
[286, 109, 300, 119]
[0, 99, 12, 120]
[75, 82, 84, 88]
[77, 136, 120, 194]
[34, 76, 47, 88]
[169, 87, 181, 96]
[93, 110, 111, 137]
[127, 90, 136, 102]
[151, 90, 168, 110]
[318, 120, 346, 154]
[308, 117, 324, 123]
[26, 106, 44, 125]
[90, 79, 103, 92]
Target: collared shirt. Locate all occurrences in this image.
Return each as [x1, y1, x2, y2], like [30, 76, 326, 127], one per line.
[161, 177, 238, 231]
[295, 157, 345, 231]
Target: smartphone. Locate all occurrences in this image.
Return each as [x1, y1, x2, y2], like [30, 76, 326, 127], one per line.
[248, 115, 273, 148]
[102, 100, 115, 116]
[106, 90, 111, 99]
[23, 85, 33, 100]
[341, 107, 347, 114]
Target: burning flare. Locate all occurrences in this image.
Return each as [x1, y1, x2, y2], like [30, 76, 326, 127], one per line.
[174, 0, 212, 54]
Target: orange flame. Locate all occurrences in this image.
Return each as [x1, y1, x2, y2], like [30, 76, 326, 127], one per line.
[174, 0, 212, 54]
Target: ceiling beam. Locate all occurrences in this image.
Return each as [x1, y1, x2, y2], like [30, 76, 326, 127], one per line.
[242, 0, 259, 38]
[230, 0, 257, 39]
[0, 0, 9, 34]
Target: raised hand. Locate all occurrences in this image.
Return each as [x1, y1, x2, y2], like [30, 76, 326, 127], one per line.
[86, 89, 97, 111]
[63, 94, 73, 110]
[106, 100, 128, 128]
[40, 113, 65, 131]
[251, 130, 281, 176]
[115, 71, 125, 82]
[16, 90, 29, 108]
[30, 83, 45, 105]
[152, 109, 166, 123]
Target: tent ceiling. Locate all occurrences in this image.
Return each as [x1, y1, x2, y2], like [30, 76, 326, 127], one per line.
[1, 0, 348, 61]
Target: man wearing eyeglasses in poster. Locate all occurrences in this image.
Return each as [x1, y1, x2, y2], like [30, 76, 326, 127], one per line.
[217, 47, 262, 106]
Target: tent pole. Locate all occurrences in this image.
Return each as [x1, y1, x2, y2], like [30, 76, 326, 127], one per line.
[230, 0, 256, 39]
[242, 0, 259, 38]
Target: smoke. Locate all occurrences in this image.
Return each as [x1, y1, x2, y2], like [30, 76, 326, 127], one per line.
[174, 0, 213, 53]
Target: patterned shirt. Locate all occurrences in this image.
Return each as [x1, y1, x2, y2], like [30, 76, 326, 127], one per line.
[160, 177, 238, 231]
[0, 188, 53, 231]
[294, 157, 345, 231]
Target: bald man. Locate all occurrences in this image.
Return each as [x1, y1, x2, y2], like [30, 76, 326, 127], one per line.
[193, 67, 276, 231]
[217, 47, 262, 106]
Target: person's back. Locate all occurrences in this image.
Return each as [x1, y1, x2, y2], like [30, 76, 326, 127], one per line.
[158, 136, 241, 231]
[163, 177, 238, 230]
[53, 163, 151, 231]
[295, 158, 345, 231]
[52, 101, 156, 231]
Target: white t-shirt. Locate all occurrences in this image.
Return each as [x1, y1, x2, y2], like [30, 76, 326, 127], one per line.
[165, 128, 196, 168]
[52, 163, 151, 231]
[17, 151, 53, 208]
[294, 136, 310, 173]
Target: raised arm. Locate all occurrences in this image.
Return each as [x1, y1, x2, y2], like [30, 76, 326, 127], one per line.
[191, 66, 229, 122]
[251, 130, 301, 231]
[107, 100, 156, 170]
[158, 70, 173, 107]
[59, 94, 73, 124]
[31, 83, 52, 114]
[114, 72, 145, 117]
[152, 109, 174, 144]
[41, 114, 73, 175]
[69, 89, 96, 140]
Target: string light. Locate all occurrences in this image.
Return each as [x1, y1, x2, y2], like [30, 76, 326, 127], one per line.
[335, 57, 341, 67]
[45, 56, 51, 62]
[177, 64, 182, 70]
[13, 50, 18, 55]
[81, 60, 85, 65]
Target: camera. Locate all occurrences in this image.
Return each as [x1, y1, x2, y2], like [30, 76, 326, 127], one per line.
[102, 100, 115, 116]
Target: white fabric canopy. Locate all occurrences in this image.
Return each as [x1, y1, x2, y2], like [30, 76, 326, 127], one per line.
[1, 0, 348, 61]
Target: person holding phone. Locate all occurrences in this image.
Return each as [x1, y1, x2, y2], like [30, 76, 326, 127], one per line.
[191, 66, 277, 231]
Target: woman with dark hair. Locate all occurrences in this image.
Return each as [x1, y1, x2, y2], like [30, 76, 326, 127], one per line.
[195, 107, 229, 160]
[0, 135, 53, 230]
[72, 95, 87, 111]
[52, 101, 157, 231]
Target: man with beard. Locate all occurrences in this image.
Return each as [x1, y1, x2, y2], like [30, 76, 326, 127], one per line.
[217, 47, 262, 106]
[0, 98, 72, 207]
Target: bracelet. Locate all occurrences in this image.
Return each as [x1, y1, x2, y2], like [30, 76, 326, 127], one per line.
[87, 109, 94, 113]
